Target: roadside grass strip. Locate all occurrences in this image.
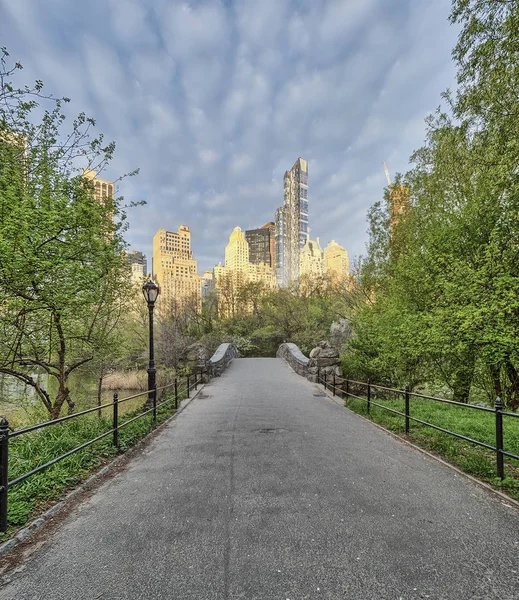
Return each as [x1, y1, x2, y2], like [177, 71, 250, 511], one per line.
[1, 391, 186, 539]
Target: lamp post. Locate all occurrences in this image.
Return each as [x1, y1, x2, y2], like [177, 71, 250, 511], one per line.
[142, 280, 160, 407]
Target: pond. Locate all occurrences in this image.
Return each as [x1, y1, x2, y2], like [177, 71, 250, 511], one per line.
[0, 372, 150, 429]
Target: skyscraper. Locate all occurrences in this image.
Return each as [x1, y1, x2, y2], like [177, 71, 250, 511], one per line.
[81, 169, 114, 205]
[125, 250, 147, 285]
[152, 226, 202, 313]
[245, 222, 275, 267]
[300, 236, 324, 279]
[275, 158, 308, 286]
[214, 227, 276, 316]
[324, 240, 350, 285]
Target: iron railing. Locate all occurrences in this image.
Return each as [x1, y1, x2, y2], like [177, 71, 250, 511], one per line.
[317, 370, 519, 481]
[0, 370, 205, 532]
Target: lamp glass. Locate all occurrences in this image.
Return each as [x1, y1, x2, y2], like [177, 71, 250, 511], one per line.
[142, 280, 160, 304]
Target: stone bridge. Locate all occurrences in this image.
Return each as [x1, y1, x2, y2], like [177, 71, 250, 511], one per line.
[1, 350, 518, 599]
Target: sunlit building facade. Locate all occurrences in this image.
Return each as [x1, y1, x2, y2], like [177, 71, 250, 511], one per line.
[152, 226, 202, 313]
[214, 227, 276, 316]
[300, 236, 324, 279]
[275, 158, 308, 286]
[324, 240, 349, 285]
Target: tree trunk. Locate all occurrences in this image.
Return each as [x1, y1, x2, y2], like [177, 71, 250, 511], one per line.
[452, 351, 475, 403]
[505, 360, 519, 411]
[489, 363, 502, 402]
[97, 375, 103, 418]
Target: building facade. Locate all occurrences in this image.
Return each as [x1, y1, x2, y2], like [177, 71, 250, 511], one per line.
[214, 227, 276, 316]
[324, 240, 349, 284]
[152, 226, 202, 313]
[275, 158, 308, 286]
[300, 236, 324, 279]
[245, 222, 275, 267]
[126, 250, 147, 285]
[82, 169, 114, 205]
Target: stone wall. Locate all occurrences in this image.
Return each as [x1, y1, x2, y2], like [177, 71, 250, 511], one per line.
[307, 341, 342, 383]
[208, 343, 239, 377]
[276, 343, 310, 378]
[277, 341, 343, 385]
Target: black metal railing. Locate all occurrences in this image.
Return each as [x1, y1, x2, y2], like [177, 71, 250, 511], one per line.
[0, 370, 206, 532]
[316, 370, 519, 481]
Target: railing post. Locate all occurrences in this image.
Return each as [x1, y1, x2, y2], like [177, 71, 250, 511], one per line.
[317, 367, 321, 384]
[332, 373, 336, 396]
[187, 374, 190, 398]
[152, 385, 157, 426]
[174, 378, 178, 410]
[324, 371, 327, 391]
[495, 397, 504, 480]
[367, 378, 371, 414]
[0, 417, 9, 532]
[405, 384, 410, 434]
[113, 392, 119, 449]
[345, 377, 349, 401]
[195, 370, 198, 391]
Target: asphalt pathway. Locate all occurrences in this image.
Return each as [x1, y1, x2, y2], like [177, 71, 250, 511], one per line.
[1, 358, 518, 600]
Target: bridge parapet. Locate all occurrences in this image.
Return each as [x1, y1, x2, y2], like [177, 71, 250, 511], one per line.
[276, 343, 310, 379]
[208, 343, 239, 377]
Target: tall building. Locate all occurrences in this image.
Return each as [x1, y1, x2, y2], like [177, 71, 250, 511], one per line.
[81, 169, 114, 205]
[245, 221, 275, 267]
[126, 250, 147, 285]
[389, 184, 411, 235]
[324, 240, 349, 284]
[152, 226, 202, 313]
[214, 227, 276, 316]
[300, 236, 324, 279]
[275, 157, 308, 286]
[202, 270, 214, 296]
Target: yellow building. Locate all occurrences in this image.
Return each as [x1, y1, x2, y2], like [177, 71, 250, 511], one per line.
[214, 227, 276, 316]
[324, 240, 350, 285]
[300, 236, 324, 279]
[82, 169, 114, 205]
[152, 226, 202, 314]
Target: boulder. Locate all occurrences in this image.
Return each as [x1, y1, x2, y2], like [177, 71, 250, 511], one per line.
[309, 347, 321, 358]
[313, 357, 340, 368]
[318, 347, 340, 359]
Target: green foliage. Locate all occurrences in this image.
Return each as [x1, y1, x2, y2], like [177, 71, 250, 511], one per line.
[347, 1, 519, 410]
[0, 48, 136, 419]
[3, 387, 187, 535]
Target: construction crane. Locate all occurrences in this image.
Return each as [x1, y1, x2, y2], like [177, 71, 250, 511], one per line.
[383, 161, 392, 187]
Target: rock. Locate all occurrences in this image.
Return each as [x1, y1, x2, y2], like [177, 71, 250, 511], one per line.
[307, 366, 319, 374]
[313, 357, 340, 368]
[309, 347, 321, 358]
[317, 340, 330, 349]
[319, 347, 340, 359]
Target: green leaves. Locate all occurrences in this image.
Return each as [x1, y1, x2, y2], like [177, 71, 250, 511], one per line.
[348, 1, 519, 408]
[0, 48, 134, 419]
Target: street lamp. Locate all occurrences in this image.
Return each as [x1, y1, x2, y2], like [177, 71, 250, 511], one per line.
[142, 279, 160, 407]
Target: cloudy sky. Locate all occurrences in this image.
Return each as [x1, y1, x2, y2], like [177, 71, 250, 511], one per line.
[0, 0, 459, 273]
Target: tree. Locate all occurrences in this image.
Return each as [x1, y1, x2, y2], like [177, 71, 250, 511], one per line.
[0, 48, 135, 419]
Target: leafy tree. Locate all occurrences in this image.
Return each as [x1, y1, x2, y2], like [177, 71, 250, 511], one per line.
[0, 48, 135, 418]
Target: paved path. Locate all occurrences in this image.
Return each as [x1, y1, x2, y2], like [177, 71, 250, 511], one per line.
[1, 358, 518, 600]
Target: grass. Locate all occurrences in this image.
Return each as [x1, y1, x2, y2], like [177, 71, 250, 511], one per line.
[338, 387, 519, 502]
[1, 386, 190, 540]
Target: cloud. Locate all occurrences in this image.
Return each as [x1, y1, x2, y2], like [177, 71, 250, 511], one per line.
[0, 0, 459, 273]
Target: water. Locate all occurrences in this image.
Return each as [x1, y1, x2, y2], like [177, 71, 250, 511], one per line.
[0, 373, 146, 427]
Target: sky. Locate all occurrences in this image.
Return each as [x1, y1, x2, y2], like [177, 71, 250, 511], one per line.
[0, 0, 459, 274]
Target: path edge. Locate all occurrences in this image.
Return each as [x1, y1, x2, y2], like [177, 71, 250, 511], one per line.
[317, 382, 519, 511]
[0, 384, 207, 558]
